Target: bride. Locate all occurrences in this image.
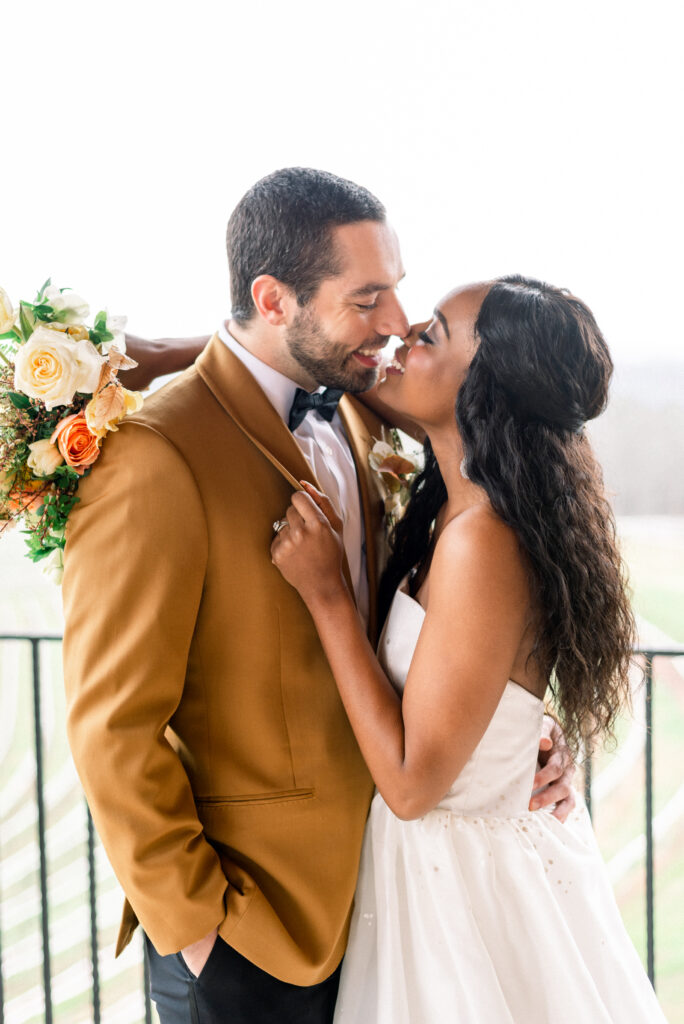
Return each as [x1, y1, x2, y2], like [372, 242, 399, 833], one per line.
[270, 275, 667, 1023]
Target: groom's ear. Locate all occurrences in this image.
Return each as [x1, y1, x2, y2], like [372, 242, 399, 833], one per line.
[251, 275, 296, 326]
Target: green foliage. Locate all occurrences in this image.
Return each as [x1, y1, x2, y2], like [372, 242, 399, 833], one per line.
[34, 277, 52, 303]
[21, 475, 80, 561]
[19, 302, 35, 342]
[52, 464, 81, 484]
[89, 310, 114, 348]
[8, 391, 31, 410]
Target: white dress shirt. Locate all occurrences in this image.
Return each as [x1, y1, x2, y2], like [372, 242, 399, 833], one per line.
[217, 322, 369, 625]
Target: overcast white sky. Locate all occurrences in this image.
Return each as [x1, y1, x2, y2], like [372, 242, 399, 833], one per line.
[4, 0, 682, 366]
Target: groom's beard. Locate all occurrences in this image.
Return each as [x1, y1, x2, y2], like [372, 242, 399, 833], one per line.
[285, 306, 386, 393]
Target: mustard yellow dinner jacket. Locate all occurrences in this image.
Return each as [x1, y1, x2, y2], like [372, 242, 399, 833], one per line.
[62, 335, 391, 985]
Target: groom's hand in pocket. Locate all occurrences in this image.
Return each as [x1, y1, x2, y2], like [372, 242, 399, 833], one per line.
[180, 926, 219, 978]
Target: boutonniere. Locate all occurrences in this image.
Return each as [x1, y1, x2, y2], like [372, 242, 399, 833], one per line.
[0, 279, 142, 582]
[368, 428, 423, 529]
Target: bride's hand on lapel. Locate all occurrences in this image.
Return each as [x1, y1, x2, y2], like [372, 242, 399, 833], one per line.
[271, 482, 349, 608]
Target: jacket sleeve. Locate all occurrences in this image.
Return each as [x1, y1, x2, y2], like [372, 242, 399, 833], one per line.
[62, 420, 228, 954]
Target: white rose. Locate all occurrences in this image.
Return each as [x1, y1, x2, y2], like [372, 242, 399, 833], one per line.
[42, 546, 64, 585]
[99, 313, 128, 355]
[14, 325, 105, 410]
[43, 285, 90, 325]
[72, 338, 104, 392]
[27, 438, 65, 477]
[0, 286, 15, 334]
[368, 440, 395, 472]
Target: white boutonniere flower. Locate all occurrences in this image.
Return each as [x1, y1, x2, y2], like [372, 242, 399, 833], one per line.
[368, 429, 423, 529]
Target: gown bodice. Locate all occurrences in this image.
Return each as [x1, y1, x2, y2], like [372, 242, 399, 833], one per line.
[378, 585, 546, 818]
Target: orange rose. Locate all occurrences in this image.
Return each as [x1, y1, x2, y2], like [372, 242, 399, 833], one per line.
[51, 413, 101, 474]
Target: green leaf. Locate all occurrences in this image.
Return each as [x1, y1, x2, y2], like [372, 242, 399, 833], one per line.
[28, 546, 54, 563]
[89, 326, 114, 347]
[32, 303, 55, 319]
[19, 302, 35, 341]
[35, 277, 52, 302]
[8, 391, 31, 410]
[0, 330, 19, 341]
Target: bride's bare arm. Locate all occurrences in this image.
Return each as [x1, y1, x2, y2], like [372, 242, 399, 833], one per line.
[271, 485, 531, 821]
[121, 334, 211, 391]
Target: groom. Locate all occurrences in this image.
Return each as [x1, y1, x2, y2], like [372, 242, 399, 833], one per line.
[63, 167, 573, 1024]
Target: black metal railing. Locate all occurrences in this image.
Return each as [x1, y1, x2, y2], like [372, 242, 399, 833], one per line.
[0, 632, 152, 1024]
[582, 647, 684, 989]
[1, 634, 682, 1020]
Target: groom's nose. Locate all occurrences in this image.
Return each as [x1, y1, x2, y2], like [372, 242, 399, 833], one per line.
[375, 293, 410, 340]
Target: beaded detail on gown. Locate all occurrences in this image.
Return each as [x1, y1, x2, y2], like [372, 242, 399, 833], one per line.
[333, 586, 668, 1023]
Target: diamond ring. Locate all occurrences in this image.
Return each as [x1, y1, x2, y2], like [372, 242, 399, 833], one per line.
[272, 519, 288, 534]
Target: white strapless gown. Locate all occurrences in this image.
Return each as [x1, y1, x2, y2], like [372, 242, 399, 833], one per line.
[333, 586, 667, 1023]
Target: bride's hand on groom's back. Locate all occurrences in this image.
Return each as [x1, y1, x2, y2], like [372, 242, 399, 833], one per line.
[529, 717, 577, 822]
[271, 482, 349, 608]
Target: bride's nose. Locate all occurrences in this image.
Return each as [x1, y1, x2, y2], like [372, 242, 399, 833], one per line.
[402, 320, 431, 346]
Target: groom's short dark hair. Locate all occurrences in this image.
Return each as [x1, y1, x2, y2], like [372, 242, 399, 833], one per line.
[226, 167, 386, 326]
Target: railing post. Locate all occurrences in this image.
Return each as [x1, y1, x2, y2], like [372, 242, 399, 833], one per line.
[644, 655, 655, 988]
[31, 638, 53, 1024]
[143, 937, 153, 1024]
[86, 806, 101, 1024]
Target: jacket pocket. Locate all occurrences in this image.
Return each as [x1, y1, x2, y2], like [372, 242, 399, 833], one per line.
[196, 787, 314, 807]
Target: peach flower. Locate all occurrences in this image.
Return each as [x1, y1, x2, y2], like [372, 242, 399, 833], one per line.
[85, 381, 143, 439]
[51, 413, 101, 475]
[0, 468, 48, 517]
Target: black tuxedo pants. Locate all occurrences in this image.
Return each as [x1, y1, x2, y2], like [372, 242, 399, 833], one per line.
[145, 935, 341, 1024]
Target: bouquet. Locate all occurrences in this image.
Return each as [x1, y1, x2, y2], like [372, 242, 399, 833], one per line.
[0, 280, 142, 583]
[368, 429, 423, 528]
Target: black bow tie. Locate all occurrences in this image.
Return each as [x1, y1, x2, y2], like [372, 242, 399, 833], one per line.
[288, 387, 344, 432]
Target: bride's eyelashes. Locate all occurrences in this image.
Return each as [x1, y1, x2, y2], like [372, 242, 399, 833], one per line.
[418, 331, 435, 345]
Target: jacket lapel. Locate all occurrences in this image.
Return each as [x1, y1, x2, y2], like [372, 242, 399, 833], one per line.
[337, 396, 393, 646]
[196, 335, 359, 598]
[197, 335, 321, 491]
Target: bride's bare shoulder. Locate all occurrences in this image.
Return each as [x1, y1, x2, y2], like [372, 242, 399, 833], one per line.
[431, 505, 529, 602]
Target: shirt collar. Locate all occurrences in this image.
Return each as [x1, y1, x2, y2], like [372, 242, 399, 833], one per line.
[217, 320, 322, 424]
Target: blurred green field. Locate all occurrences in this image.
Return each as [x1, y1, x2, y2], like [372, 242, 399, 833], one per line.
[589, 517, 684, 1023]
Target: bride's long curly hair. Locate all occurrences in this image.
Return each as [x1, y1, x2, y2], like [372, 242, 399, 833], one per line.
[379, 275, 635, 755]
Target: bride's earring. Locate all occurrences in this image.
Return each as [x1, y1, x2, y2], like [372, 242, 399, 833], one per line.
[460, 457, 469, 480]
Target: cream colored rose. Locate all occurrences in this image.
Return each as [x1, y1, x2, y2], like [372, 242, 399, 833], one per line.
[39, 322, 90, 342]
[14, 326, 104, 410]
[43, 285, 90, 325]
[85, 382, 143, 438]
[27, 438, 65, 477]
[0, 286, 15, 334]
[42, 546, 64, 585]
